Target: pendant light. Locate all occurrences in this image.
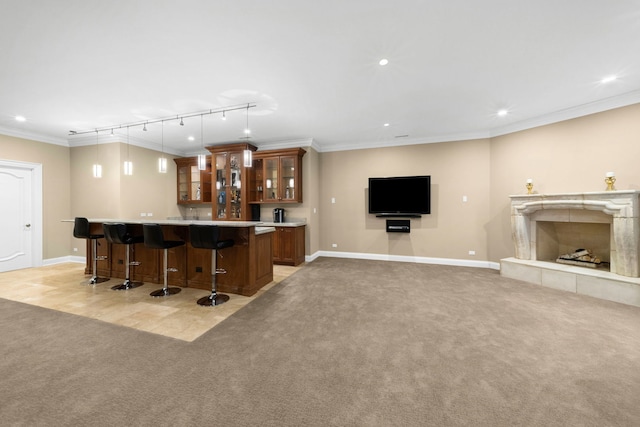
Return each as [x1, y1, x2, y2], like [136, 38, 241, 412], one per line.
[197, 114, 206, 170]
[158, 120, 167, 173]
[92, 130, 102, 178]
[123, 126, 133, 175]
[243, 104, 252, 167]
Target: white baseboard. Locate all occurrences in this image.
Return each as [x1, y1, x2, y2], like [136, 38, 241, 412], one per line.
[306, 251, 500, 270]
[43, 256, 85, 266]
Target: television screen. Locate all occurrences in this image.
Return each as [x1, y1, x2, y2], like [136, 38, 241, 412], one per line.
[368, 176, 431, 216]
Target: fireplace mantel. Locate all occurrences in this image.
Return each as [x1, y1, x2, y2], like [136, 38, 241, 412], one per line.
[509, 190, 640, 277]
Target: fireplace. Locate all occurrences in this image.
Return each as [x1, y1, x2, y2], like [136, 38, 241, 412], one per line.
[501, 190, 640, 307]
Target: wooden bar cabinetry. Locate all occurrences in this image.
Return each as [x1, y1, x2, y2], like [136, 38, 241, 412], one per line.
[250, 148, 306, 203]
[272, 225, 305, 266]
[174, 156, 212, 204]
[207, 143, 257, 220]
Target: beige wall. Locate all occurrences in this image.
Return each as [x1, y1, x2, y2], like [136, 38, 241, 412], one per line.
[1, 134, 71, 260]
[3, 102, 639, 265]
[69, 142, 181, 255]
[488, 103, 640, 262]
[319, 139, 492, 260]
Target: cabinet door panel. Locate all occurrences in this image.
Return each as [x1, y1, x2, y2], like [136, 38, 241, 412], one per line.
[264, 158, 279, 202]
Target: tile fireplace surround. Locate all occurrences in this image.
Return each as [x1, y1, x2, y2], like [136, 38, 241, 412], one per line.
[501, 190, 640, 307]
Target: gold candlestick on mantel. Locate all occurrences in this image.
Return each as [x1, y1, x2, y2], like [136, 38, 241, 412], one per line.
[605, 172, 616, 191]
[525, 179, 533, 195]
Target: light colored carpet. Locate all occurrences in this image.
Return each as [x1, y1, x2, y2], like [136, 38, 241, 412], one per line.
[1, 257, 639, 426]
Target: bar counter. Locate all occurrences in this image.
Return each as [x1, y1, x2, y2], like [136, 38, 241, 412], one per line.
[80, 219, 275, 296]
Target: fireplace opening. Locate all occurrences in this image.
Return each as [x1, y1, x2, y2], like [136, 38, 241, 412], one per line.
[536, 221, 611, 271]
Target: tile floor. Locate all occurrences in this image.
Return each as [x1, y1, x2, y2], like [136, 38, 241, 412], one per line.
[0, 263, 300, 342]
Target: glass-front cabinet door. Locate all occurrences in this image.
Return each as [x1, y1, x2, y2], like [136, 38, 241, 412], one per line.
[214, 153, 227, 219]
[249, 148, 306, 204]
[264, 158, 279, 202]
[177, 164, 189, 203]
[281, 155, 296, 201]
[209, 143, 256, 220]
[228, 152, 242, 219]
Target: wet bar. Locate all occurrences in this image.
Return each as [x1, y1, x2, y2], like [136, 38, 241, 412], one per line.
[82, 219, 274, 297]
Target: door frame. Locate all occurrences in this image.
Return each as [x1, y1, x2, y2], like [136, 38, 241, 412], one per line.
[0, 159, 43, 268]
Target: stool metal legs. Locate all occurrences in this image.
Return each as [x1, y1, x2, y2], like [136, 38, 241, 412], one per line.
[150, 248, 182, 297]
[111, 244, 143, 291]
[89, 239, 109, 285]
[197, 249, 230, 306]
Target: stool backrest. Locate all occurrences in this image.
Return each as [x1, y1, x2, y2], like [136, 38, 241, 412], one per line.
[73, 217, 90, 239]
[103, 223, 127, 245]
[189, 224, 221, 250]
[143, 224, 166, 249]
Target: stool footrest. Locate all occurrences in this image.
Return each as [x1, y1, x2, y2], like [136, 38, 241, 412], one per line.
[166, 267, 178, 272]
[96, 256, 108, 261]
[129, 261, 141, 266]
[215, 268, 227, 274]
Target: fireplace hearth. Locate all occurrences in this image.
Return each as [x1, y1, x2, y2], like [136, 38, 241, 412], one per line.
[501, 190, 640, 307]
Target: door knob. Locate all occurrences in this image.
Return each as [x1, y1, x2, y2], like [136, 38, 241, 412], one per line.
[25, 224, 31, 228]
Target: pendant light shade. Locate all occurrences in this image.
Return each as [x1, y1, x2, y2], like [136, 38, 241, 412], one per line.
[124, 127, 133, 175]
[123, 161, 133, 175]
[243, 149, 252, 167]
[92, 163, 102, 178]
[158, 157, 167, 174]
[198, 115, 206, 170]
[93, 130, 102, 178]
[158, 120, 167, 173]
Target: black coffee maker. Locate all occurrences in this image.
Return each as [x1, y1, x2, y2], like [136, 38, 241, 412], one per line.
[273, 208, 285, 223]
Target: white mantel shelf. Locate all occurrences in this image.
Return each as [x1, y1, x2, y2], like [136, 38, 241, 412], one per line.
[502, 190, 640, 307]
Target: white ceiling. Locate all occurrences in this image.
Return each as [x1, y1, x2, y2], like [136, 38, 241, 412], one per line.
[1, 0, 639, 156]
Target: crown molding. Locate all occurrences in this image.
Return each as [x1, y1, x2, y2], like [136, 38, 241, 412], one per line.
[490, 90, 640, 138]
[67, 133, 185, 156]
[0, 125, 68, 146]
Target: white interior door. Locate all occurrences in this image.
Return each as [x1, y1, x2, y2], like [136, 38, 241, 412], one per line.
[0, 160, 42, 272]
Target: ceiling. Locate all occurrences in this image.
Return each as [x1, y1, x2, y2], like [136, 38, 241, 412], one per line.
[1, 0, 639, 156]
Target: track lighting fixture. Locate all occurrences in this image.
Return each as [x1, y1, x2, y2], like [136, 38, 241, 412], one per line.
[69, 103, 256, 136]
[221, 111, 226, 121]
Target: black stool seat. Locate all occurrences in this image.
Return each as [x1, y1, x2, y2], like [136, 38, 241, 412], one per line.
[73, 217, 109, 285]
[103, 223, 144, 291]
[143, 224, 184, 297]
[189, 224, 234, 307]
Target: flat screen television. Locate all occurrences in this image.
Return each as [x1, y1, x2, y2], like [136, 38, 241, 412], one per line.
[368, 175, 431, 216]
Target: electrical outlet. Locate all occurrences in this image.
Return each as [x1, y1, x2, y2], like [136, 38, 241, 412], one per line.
[147, 213, 153, 217]
[331, 198, 336, 204]
[462, 195, 468, 202]
[313, 208, 317, 213]
[140, 213, 147, 217]
[332, 243, 338, 248]
[73, 248, 78, 252]
[468, 250, 476, 255]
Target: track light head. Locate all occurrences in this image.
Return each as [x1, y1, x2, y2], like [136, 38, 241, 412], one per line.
[143, 123, 147, 131]
[180, 117, 184, 126]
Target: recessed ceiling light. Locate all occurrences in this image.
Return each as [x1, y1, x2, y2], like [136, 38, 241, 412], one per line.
[188, 136, 195, 141]
[15, 115, 26, 122]
[497, 109, 508, 117]
[379, 58, 389, 66]
[601, 75, 617, 84]
[383, 123, 390, 127]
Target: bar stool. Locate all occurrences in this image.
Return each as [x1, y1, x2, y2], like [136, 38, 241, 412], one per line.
[189, 224, 234, 306]
[102, 223, 144, 291]
[73, 217, 109, 285]
[143, 224, 184, 297]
